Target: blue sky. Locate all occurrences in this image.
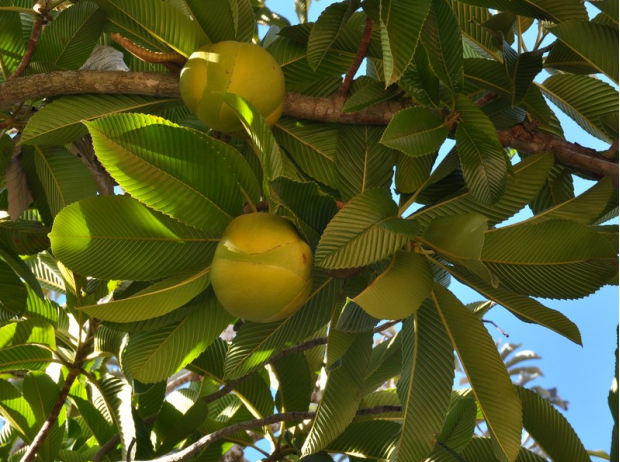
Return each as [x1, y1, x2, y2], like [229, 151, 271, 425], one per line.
[263, 0, 619, 456]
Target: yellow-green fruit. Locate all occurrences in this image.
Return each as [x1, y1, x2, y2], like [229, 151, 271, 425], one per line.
[210, 213, 313, 323]
[179, 41, 285, 133]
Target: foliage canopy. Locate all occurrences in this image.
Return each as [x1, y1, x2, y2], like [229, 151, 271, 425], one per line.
[0, 0, 618, 461]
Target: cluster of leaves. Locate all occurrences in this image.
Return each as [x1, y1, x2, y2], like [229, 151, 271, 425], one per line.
[0, 0, 618, 461]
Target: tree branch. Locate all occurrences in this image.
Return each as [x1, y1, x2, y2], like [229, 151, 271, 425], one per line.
[19, 369, 79, 462]
[339, 15, 373, 96]
[0, 71, 616, 184]
[136, 406, 402, 462]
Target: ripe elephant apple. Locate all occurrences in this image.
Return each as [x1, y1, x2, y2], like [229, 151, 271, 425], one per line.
[210, 213, 313, 323]
[179, 41, 285, 133]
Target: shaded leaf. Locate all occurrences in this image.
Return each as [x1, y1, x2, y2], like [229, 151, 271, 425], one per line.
[455, 95, 507, 205]
[316, 189, 415, 269]
[379, 0, 432, 84]
[302, 332, 373, 455]
[122, 289, 232, 382]
[392, 302, 454, 461]
[381, 108, 448, 157]
[432, 285, 522, 462]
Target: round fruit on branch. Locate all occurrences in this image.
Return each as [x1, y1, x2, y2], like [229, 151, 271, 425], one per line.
[210, 213, 313, 323]
[179, 41, 285, 133]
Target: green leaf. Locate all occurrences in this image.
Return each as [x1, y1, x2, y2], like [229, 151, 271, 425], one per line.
[224, 272, 343, 379]
[419, 214, 491, 282]
[122, 289, 232, 382]
[0, 378, 36, 443]
[392, 302, 454, 462]
[85, 113, 243, 233]
[94, 0, 210, 56]
[525, 177, 614, 226]
[273, 353, 313, 417]
[0, 219, 50, 256]
[395, 153, 436, 195]
[399, 46, 441, 107]
[302, 331, 373, 455]
[353, 252, 433, 320]
[273, 117, 339, 189]
[455, 95, 507, 205]
[379, 0, 432, 84]
[502, 46, 544, 107]
[0, 344, 54, 372]
[549, 20, 619, 84]
[449, 1, 498, 59]
[271, 178, 339, 248]
[315, 189, 414, 269]
[343, 79, 401, 113]
[362, 333, 402, 394]
[91, 374, 136, 460]
[481, 219, 617, 299]
[69, 395, 115, 445]
[156, 400, 209, 456]
[22, 146, 98, 218]
[0, 245, 44, 299]
[326, 420, 400, 459]
[411, 153, 553, 227]
[539, 74, 619, 142]
[79, 267, 211, 322]
[218, 92, 300, 193]
[179, 0, 254, 43]
[22, 372, 65, 462]
[267, 32, 354, 86]
[446, 265, 582, 345]
[463, 58, 514, 100]
[20, 94, 183, 146]
[432, 285, 522, 462]
[0, 319, 55, 349]
[336, 125, 394, 202]
[49, 195, 218, 281]
[544, 40, 600, 74]
[592, 0, 619, 27]
[0, 3, 25, 78]
[460, 437, 548, 462]
[455, 0, 587, 22]
[30, 1, 105, 70]
[381, 108, 448, 157]
[421, 0, 463, 93]
[308, 0, 360, 70]
[515, 385, 590, 461]
[0, 258, 27, 314]
[437, 397, 477, 451]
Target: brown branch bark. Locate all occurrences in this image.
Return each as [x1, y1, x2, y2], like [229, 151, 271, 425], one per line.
[0, 71, 617, 184]
[110, 33, 185, 73]
[19, 369, 79, 462]
[339, 15, 373, 96]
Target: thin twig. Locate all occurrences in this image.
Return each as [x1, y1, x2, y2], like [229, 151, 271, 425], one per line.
[165, 371, 202, 395]
[111, 33, 186, 73]
[482, 319, 509, 338]
[339, 16, 373, 96]
[19, 369, 79, 462]
[9, 1, 50, 80]
[93, 335, 331, 462]
[137, 406, 402, 462]
[373, 320, 400, 333]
